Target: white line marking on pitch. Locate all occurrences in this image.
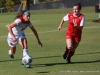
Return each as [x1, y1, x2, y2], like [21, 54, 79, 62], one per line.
[1, 25, 100, 38]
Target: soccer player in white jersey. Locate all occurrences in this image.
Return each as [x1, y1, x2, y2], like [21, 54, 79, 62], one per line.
[7, 10, 42, 59]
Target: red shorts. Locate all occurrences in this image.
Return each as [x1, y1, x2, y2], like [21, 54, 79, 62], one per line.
[66, 33, 81, 42]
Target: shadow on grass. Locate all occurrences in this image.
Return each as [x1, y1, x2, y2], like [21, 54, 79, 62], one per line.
[92, 19, 100, 23]
[33, 62, 67, 67]
[33, 55, 61, 59]
[0, 55, 61, 62]
[0, 52, 100, 65]
[72, 59, 100, 64]
[36, 71, 50, 74]
[75, 51, 100, 55]
[33, 59, 100, 67]
[0, 59, 21, 62]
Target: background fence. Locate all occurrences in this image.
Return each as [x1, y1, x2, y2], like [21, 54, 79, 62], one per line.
[14, 0, 99, 11]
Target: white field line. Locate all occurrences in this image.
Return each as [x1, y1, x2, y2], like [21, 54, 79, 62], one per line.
[0, 25, 100, 38]
[25, 25, 100, 34]
[0, 16, 98, 24]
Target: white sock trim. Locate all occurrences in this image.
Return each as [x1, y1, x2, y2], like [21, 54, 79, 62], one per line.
[23, 49, 29, 57]
[8, 50, 12, 55]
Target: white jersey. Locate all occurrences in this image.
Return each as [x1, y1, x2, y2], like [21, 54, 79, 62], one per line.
[8, 17, 32, 38]
[7, 17, 33, 47]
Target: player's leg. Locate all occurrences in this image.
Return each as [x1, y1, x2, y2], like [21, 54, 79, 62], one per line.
[19, 38, 32, 68]
[19, 38, 29, 57]
[67, 40, 79, 62]
[7, 38, 18, 59]
[18, 32, 29, 57]
[9, 46, 16, 54]
[63, 33, 73, 59]
[65, 39, 73, 63]
[66, 36, 80, 63]
[8, 46, 16, 59]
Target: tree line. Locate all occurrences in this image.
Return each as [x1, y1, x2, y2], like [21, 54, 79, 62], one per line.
[0, 0, 59, 12]
[0, 0, 32, 12]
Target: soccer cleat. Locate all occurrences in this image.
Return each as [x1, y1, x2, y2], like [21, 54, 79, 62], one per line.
[9, 54, 14, 59]
[24, 64, 31, 68]
[66, 58, 71, 64]
[8, 51, 14, 59]
[63, 51, 67, 59]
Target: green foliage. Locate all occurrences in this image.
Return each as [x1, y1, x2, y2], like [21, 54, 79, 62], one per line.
[0, 0, 5, 7]
[13, 0, 21, 5]
[5, 0, 15, 12]
[0, 0, 56, 12]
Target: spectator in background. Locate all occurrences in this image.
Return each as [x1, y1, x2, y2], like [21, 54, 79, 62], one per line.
[99, 0, 100, 22]
[99, 0, 100, 10]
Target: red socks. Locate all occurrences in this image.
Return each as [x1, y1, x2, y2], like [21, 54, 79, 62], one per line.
[67, 51, 74, 59]
[66, 46, 69, 53]
[66, 46, 75, 59]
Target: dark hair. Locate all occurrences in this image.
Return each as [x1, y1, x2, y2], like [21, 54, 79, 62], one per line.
[74, 3, 82, 10]
[15, 10, 25, 19]
[15, 10, 30, 19]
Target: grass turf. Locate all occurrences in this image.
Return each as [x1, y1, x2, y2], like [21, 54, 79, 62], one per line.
[0, 6, 100, 75]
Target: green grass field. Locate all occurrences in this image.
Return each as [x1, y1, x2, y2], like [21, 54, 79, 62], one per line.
[0, 6, 100, 75]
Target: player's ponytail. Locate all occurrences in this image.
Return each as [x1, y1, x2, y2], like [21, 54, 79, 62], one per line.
[15, 10, 26, 19]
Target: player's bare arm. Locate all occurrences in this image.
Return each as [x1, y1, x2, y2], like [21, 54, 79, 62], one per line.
[8, 22, 17, 41]
[30, 26, 42, 47]
[58, 19, 64, 30]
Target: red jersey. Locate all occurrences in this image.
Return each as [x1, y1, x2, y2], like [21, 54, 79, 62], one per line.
[63, 12, 85, 37]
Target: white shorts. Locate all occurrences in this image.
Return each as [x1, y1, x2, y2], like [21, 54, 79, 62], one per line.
[7, 32, 26, 47]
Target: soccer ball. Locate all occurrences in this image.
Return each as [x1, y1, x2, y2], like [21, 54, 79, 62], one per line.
[22, 55, 32, 68]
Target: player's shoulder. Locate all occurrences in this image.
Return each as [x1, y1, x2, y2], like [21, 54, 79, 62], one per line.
[80, 13, 84, 17]
[80, 13, 84, 16]
[67, 12, 73, 18]
[68, 12, 73, 15]
[15, 18, 21, 23]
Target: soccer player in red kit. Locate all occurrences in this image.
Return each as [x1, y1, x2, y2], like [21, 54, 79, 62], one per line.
[58, 3, 85, 63]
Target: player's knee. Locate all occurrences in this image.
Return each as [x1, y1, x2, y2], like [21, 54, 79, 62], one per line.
[23, 46, 28, 49]
[67, 46, 73, 50]
[67, 47, 76, 52]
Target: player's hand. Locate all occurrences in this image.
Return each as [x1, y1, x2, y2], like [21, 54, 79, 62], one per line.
[73, 19, 77, 27]
[38, 40, 43, 47]
[58, 26, 62, 30]
[12, 37, 17, 42]
[74, 23, 77, 27]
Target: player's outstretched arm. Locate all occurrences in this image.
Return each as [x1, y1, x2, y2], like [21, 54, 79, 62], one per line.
[58, 19, 64, 30]
[30, 26, 42, 47]
[8, 22, 17, 42]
